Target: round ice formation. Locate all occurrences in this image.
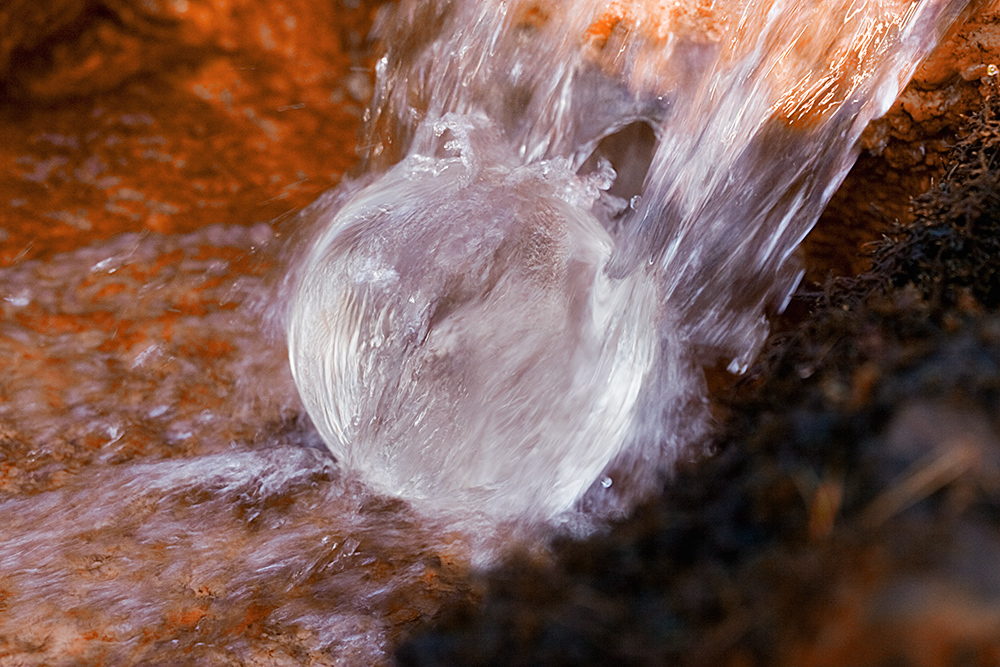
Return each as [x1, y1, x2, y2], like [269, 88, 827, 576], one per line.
[287, 127, 659, 521]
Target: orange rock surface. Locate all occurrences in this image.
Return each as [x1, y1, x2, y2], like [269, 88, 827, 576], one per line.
[0, 0, 380, 265]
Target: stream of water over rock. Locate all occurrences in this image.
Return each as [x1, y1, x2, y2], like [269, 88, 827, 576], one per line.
[287, 0, 971, 522]
[0, 0, 972, 664]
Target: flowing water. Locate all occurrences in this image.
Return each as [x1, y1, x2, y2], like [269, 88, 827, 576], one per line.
[0, 0, 972, 664]
[287, 0, 971, 522]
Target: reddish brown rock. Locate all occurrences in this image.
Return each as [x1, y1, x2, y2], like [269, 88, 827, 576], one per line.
[1, 2, 1000, 666]
[0, 0, 381, 265]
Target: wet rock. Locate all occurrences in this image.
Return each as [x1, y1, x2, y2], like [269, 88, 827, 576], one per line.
[1, 1, 1000, 666]
[0, 0, 383, 263]
[806, 2, 1000, 282]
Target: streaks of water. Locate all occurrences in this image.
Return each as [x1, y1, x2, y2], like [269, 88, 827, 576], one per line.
[286, 0, 971, 523]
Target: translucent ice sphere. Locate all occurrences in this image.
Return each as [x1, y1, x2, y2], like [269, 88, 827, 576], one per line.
[287, 126, 659, 521]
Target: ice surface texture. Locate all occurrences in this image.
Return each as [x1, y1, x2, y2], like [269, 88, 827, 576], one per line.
[289, 119, 667, 521]
[287, 0, 971, 523]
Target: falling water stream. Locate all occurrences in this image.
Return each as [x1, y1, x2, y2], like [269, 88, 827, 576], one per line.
[287, 0, 970, 520]
[0, 0, 973, 664]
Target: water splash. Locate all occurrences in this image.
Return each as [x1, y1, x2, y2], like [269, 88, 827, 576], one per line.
[0, 227, 474, 665]
[287, 0, 970, 523]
